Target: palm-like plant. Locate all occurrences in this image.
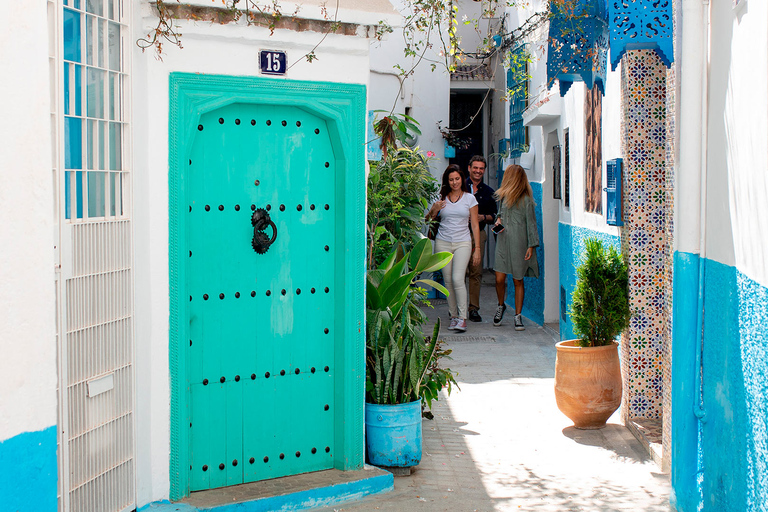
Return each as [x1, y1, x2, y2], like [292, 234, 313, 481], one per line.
[569, 238, 630, 347]
[366, 238, 456, 405]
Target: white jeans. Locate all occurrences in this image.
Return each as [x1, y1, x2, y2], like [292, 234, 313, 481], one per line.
[434, 239, 472, 320]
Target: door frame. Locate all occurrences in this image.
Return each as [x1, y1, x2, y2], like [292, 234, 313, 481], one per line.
[168, 72, 366, 500]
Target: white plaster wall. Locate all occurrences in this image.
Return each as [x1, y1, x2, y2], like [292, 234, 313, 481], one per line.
[132, 3, 376, 506]
[557, 73, 622, 237]
[368, 0, 451, 179]
[707, 0, 768, 286]
[0, 2, 57, 442]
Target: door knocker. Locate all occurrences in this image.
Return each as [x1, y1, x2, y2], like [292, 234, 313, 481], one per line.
[251, 208, 277, 254]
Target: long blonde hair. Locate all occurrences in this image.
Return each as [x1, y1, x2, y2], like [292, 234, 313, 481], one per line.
[494, 164, 533, 208]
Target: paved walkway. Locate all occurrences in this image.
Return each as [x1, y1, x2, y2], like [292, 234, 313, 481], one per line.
[324, 274, 672, 511]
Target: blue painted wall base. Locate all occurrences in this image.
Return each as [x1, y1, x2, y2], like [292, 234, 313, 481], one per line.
[0, 426, 57, 512]
[671, 252, 768, 511]
[506, 182, 545, 326]
[139, 468, 393, 512]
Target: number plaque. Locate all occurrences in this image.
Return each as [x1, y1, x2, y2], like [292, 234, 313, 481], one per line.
[260, 50, 287, 76]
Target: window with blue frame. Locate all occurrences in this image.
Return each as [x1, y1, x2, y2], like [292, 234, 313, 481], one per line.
[507, 46, 528, 158]
[63, 0, 127, 220]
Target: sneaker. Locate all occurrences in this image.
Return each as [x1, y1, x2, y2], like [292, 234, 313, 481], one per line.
[454, 318, 467, 332]
[448, 317, 458, 331]
[514, 314, 525, 331]
[468, 310, 482, 322]
[493, 304, 506, 326]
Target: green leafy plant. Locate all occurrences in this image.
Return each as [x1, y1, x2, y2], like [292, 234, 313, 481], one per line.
[366, 238, 458, 408]
[367, 147, 439, 269]
[569, 238, 630, 347]
[372, 111, 422, 159]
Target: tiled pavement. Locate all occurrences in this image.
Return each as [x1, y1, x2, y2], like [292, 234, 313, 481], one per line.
[322, 273, 672, 512]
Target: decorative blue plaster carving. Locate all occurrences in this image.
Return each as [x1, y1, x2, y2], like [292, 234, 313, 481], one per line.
[547, 0, 610, 97]
[608, 0, 673, 70]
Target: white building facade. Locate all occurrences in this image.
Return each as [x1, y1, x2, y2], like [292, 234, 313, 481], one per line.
[1, 1, 399, 510]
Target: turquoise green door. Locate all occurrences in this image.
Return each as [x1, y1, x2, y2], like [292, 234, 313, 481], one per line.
[186, 102, 338, 491]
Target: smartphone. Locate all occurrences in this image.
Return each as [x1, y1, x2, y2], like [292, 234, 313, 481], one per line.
[492, 223, 505, 234]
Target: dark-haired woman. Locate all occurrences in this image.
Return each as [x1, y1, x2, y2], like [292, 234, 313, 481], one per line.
[426, 164, 481, 332]
[491, 164, 539, 330]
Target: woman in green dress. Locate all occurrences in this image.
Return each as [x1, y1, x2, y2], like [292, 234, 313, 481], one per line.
[491, 164, 539, 330]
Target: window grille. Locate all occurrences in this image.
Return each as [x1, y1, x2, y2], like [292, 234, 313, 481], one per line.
[62, 0, 129, 221]
[564, 131, 571, 208]
[553, 145, 562, 200]
[55, 1, 135, 511]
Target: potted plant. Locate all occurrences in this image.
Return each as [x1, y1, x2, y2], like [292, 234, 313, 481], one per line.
[554, 237, 630, 429]
[365, 238, 456, 467]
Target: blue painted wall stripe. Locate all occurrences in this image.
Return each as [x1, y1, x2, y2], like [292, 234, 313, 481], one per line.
[0, 426, 57, 512]
[670, 251, 703, 512]
[671, 252, 768, 511]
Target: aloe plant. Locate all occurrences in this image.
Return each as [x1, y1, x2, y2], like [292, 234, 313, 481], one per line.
[366, 238, 457, 406]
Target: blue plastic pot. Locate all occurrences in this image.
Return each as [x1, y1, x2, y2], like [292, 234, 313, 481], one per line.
[365, 401, 422, 467]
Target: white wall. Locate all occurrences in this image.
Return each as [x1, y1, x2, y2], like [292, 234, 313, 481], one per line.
[675, 0, 768, 288]
[706, 0, 767, 286]
[132, 2, 380, 505]
[556, 75, 622, 236]
[0, 2, 57, 442]
[368, 0, 451, 179]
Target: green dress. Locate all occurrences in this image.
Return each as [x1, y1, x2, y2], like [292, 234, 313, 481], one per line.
[494, 195, 540, 279]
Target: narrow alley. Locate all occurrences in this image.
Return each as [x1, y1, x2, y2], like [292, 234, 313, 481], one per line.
[330, 275, 670, 512]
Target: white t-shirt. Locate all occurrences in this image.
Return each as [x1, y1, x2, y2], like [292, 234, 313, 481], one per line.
[435, 192, 478, 243]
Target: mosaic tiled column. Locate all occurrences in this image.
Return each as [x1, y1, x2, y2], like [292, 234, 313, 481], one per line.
[619, 50, 668, 423]
[661, 63, 676, 474]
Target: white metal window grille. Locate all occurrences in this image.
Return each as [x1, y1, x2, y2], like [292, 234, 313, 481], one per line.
[53, 1, 135, 511]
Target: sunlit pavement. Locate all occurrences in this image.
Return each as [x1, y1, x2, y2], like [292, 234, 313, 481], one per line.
[324, 272, 671, 512]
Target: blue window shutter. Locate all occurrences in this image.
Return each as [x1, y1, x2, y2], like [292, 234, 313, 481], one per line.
[508, 47, 528, 158]
[605, 157, 623, 226]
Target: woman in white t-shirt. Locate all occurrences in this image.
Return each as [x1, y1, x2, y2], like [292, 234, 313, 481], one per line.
[426, 164, 481, 332]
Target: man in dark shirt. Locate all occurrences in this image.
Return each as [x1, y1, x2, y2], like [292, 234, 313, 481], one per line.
[466, 155, 497, 322]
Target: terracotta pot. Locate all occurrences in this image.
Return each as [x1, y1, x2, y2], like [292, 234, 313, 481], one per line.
[554, 340, 622, 430]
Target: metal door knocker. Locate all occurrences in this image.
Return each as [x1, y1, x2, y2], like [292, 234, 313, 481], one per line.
[251, 208, 277, 254]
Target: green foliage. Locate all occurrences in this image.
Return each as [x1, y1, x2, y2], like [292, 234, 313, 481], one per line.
[366, 239, 458, 407]
[367, 147, 439, 269]
[372, 111, 422, 158]
[569, 238, 631, 347]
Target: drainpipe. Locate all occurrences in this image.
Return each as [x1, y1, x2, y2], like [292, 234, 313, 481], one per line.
[693, 0, 710, 423]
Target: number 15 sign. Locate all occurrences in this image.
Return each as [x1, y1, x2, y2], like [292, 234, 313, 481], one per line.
[260, 50, 287, 76]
